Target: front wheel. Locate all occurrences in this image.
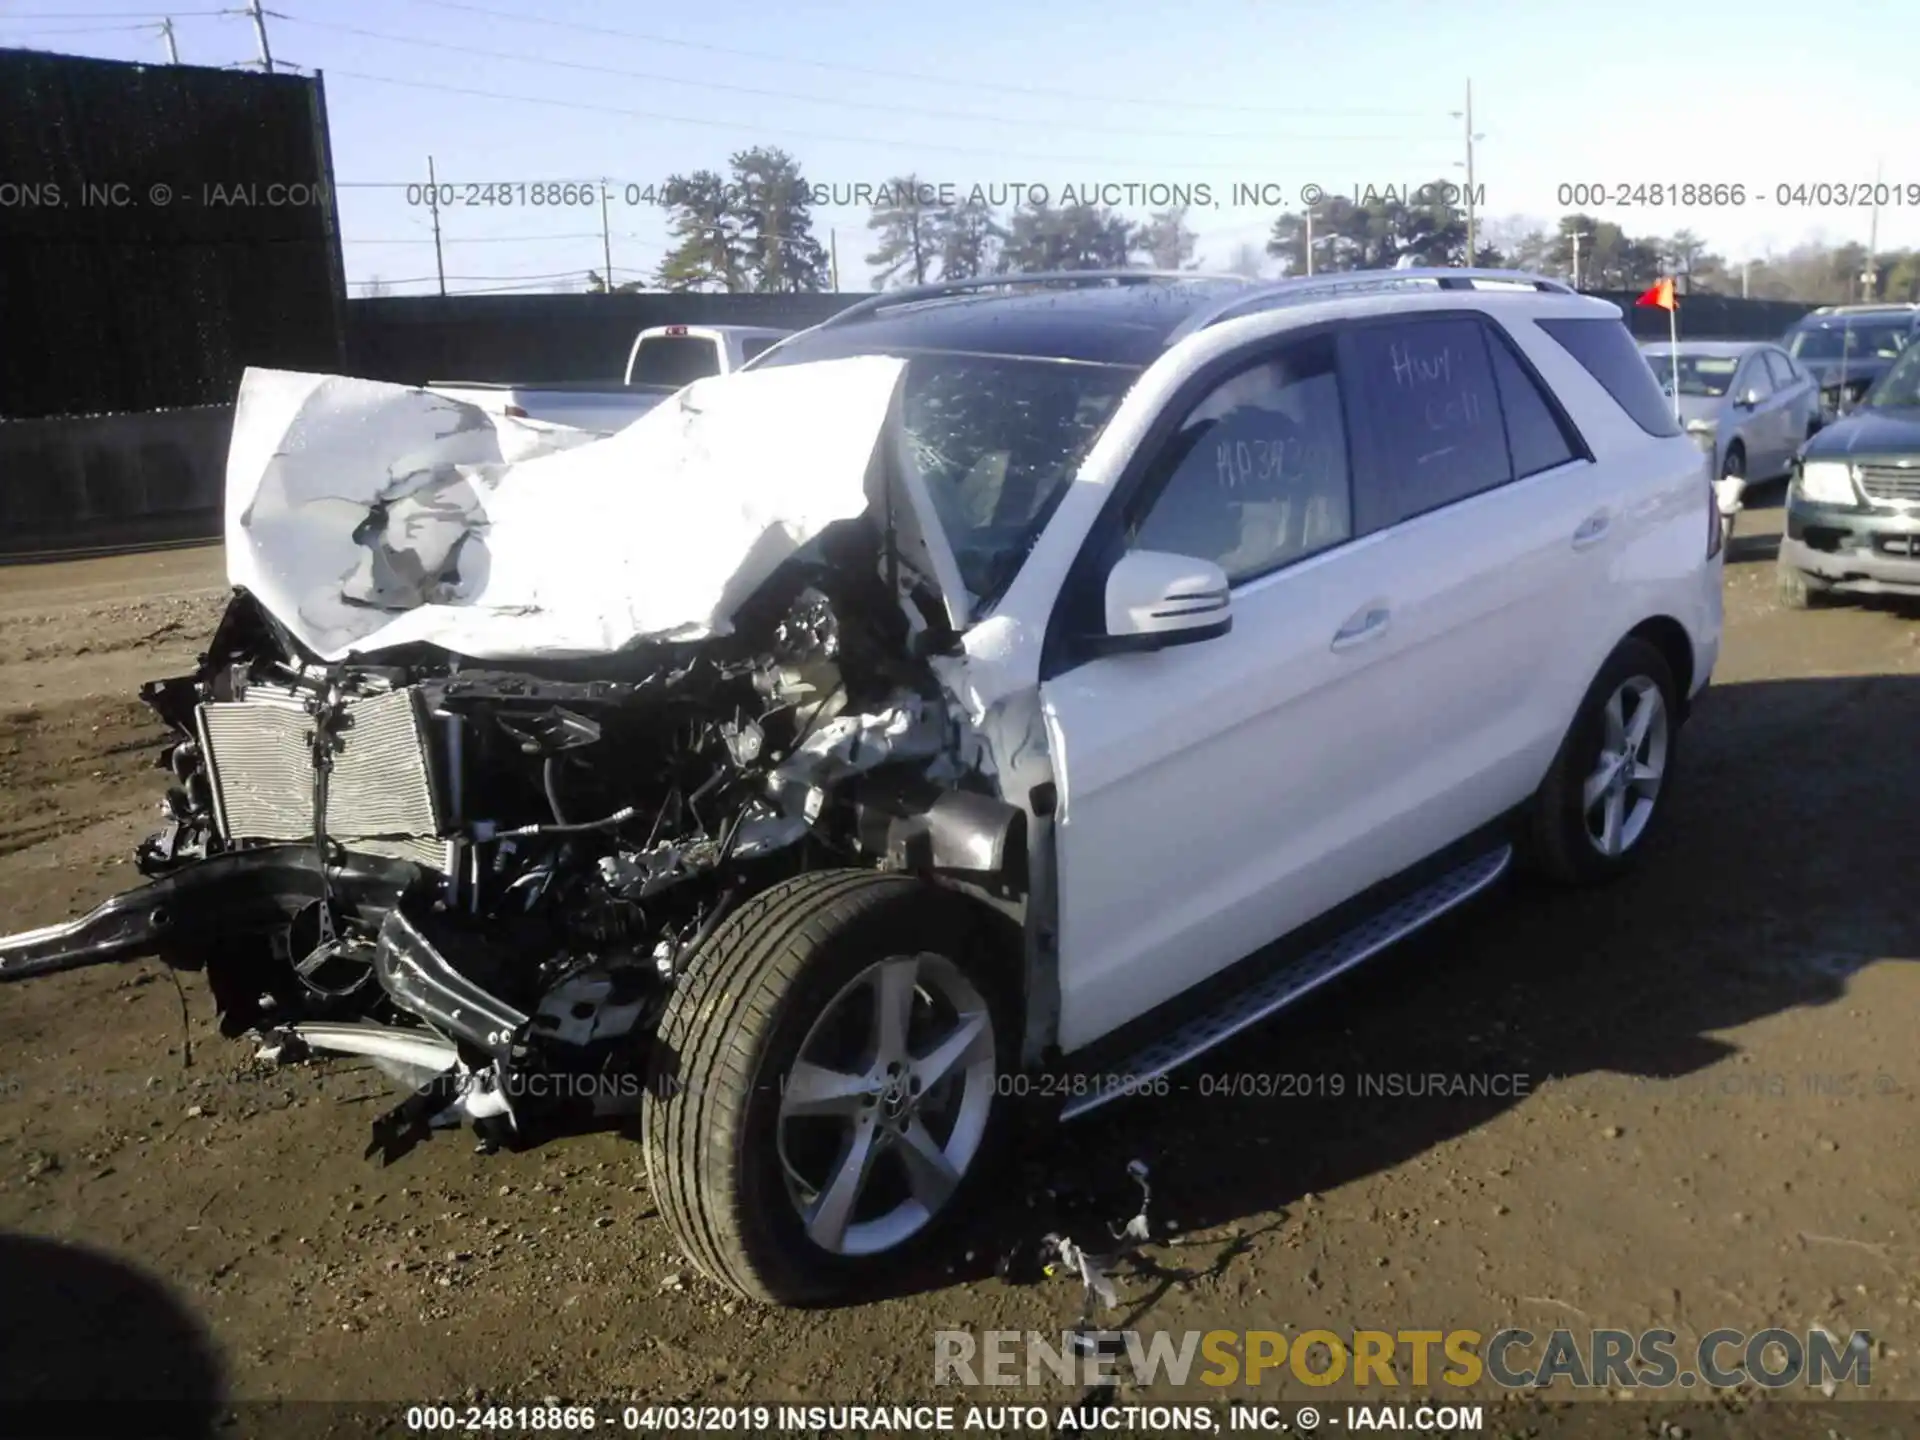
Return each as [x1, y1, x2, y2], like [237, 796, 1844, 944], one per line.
[1519, 637, 1680, 885]
[641, 870, 1016, 1306]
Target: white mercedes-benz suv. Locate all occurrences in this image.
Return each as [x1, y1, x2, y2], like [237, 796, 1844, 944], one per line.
[0, 268, 1723, 1307]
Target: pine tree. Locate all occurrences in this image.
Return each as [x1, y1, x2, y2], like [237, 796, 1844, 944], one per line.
[1137, 206, 1198, 269]
[929, 197, 1002, 280]
[731, 146, 830, 293]
[866, 175, 946, 288]
[654, 170, 745, 292]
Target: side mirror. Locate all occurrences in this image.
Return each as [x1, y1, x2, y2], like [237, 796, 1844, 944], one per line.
[1736, 388, 1762, 409]
[1099, 550, 1231, 652]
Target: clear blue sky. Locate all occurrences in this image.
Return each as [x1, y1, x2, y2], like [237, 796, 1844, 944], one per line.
[4, 0, 1915, 294]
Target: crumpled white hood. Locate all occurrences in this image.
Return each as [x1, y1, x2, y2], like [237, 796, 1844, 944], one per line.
[224, 357, 908, 661]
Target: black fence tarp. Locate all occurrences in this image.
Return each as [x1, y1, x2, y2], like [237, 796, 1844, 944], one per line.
[0, 49, 345, 420]
[346, 288, 1821, 387]
[1587, 290, 1816, 341]
[345, 292, 862, 386]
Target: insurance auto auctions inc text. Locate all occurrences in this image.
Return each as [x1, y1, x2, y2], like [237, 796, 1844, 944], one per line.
[934, 1326, 1872, 1392]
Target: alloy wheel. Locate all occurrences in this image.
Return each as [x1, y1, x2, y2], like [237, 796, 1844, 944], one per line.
[1582, 676, 1668, 858]
[775, 952, 996, 1257]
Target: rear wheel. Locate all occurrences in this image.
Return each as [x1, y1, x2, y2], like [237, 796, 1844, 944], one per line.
[1520, 637, 1680, 885]
[641, 869, 1015, 1306]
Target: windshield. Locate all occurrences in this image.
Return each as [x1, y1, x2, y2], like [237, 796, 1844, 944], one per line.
[1787, 323, 1912, 363]
[1644, 352, 1741, 398]
[894, 352, 1138, 607]
[1864, 343, 1920, 408]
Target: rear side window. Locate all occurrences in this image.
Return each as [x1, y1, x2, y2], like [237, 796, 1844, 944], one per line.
[629, 336, 722, 388]
[1343, 317, 1513, 533]
[1536, 317, 1683, 437]
[1485, 326, 1583, 478]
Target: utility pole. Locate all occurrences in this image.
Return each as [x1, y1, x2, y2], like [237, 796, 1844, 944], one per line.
[1450, 80, 1482, 265]
[1742, 260, 1750, 299]
[1570, 230, 1589, 289]
[246, 0, 274, 73]
[1305, 204, 1314, 277]
[830, 230, 840, 291]
[159, 17, 179, 63]
[426, 156, 446, 297]
[599, 180, 613, 293]
[1863, 157, 1883, 301]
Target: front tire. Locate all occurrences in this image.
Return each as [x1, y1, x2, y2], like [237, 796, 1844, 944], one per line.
[641, 869, 1015, 1306]
[1520, 637, 1680, 886]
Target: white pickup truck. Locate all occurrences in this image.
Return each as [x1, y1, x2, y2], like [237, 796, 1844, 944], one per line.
[429, 323, 793, 433]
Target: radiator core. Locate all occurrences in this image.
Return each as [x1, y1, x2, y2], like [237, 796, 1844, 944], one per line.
[197, 686, 451, 871]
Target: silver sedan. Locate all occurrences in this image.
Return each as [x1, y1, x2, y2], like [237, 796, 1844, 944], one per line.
[1640, 340, 1822, 543]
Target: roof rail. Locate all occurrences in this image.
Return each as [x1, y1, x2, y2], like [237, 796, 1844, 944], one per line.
[1166, 266, 1581, 344]
[803, 269, 1250, 334]
[1808, 302, 1918, 317]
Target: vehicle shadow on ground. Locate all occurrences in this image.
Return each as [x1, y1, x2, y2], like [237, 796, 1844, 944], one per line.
[910, 670, 1920, 1307]
[0, 1231, 224, 1434]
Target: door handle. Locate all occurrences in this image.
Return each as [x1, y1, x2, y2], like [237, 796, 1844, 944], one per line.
[1572, 511, 1612, 550]
[1330, 606, 1391, 652]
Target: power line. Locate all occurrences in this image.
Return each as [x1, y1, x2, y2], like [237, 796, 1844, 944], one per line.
[345, 232, 607, 244]
[0, 8, 230, 16]
[1, 23, 168, 37]
[397, 0, 1431, 119]
[324, 69, 1453, 173]
[281, 15, 1431, 142]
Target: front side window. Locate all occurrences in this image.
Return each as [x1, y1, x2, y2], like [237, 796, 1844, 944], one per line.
[1126, 333, 1352, 585]
[1764, 350, 1797, 389]
[1864, 343, 1920, 409]
[1734, 354, 1775, 401]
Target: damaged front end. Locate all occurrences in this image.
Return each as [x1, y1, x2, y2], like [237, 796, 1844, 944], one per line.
[0, 540, 1027, 1160]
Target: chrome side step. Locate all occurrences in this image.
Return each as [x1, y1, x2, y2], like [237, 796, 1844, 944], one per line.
[1059, 845, 1513, 1121]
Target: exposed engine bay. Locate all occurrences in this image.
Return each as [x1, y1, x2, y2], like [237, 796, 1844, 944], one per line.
[0, 363, 1034, 1163]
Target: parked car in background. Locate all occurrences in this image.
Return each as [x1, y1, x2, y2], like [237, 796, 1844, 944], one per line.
[1642, 339, 1820, 544]
[1777, 336, 1920, 608]
[430, 324, 793, 433]
[1782, 304, 1920, 424]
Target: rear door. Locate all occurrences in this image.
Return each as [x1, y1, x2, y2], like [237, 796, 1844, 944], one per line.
[1731, 351, 1780, 475]
[1331, 311, 1607, 853]
[1765, 348, 1813, 455]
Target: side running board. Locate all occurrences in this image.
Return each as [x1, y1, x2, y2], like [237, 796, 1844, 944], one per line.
[1059, 845, 1512, 1121]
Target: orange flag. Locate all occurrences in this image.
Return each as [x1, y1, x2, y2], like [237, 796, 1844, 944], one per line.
[1636, 277, 1677, 310]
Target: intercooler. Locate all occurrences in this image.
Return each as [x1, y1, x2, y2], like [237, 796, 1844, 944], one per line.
[197, 686, 454, 872]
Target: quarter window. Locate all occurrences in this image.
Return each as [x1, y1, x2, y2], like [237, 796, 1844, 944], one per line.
[1127, 333, 1353, 586]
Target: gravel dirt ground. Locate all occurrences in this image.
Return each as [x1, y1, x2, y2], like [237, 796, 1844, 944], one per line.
[1, 505, 1916, 1439]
